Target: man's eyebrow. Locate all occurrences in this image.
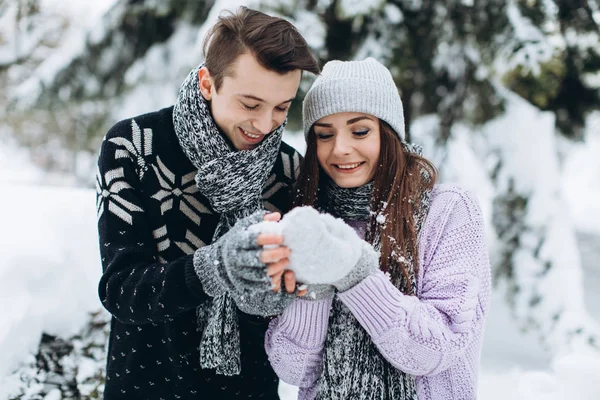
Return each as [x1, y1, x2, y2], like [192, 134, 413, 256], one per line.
[346, 116, 373, 124]
[238, 94, 295, 104]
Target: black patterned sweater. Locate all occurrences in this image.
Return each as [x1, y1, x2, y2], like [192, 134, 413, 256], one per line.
[95, 106, 302, 399]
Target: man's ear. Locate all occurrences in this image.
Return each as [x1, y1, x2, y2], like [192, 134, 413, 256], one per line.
[198, 66, 214, 100]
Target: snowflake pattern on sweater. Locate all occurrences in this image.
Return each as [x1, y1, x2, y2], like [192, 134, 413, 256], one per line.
[96, 106, 301, 399]
[265, 184, 492, 400]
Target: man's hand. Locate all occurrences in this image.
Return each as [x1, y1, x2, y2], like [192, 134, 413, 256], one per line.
[261, 212, 307, 296]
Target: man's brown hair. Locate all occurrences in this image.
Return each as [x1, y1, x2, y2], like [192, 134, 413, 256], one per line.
[203, 6, 320, 91]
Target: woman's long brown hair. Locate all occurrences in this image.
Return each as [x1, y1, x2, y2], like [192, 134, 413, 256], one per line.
[294, 120, 437, 295]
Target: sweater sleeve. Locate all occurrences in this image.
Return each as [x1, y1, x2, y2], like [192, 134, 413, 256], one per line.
[337, 190, 491, 376]
[96, 124, 208, 325]
[264, 297, 332, 387]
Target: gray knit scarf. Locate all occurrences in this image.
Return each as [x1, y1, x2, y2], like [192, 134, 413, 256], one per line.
[316, 144, 431, 400]
[173, 65, 285, 375]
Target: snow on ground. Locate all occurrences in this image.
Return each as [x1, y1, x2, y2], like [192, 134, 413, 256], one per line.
[0, 182, 101, 379]
[479, 351, 600, 400]
[0, 141, 102, 381]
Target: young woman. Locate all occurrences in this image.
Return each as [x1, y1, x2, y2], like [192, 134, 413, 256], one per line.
[264, 58, 492, 400]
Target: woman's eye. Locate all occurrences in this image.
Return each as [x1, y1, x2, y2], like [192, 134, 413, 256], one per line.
[275, 106, 289, 112]
[242, 103, 259, 111]
[316, 133, 334, 140]
[353, 129, 370, 137]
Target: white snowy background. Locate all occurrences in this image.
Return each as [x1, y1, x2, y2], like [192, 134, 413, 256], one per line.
[1, 0, 600, 399]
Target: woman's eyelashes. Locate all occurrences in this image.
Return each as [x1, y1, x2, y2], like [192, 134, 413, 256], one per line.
[353, 129, 370, 137]
[316, 132, 334, 140]
[316, 128, 370, 141]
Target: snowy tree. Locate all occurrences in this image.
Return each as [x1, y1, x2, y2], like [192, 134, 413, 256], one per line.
[501, 0, 600, 139]
[1, 0, 215, 181]
[487, 0, 600, 356]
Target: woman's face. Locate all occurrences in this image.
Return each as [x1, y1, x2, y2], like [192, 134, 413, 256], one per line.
[313, 112, 381, 188]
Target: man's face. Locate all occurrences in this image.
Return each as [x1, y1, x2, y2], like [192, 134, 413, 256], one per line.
[199, 53, 302, 151]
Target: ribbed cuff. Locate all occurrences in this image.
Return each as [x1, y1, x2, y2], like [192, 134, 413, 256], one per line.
[278, 298, 333, 347]
[337, 271, 414, 338]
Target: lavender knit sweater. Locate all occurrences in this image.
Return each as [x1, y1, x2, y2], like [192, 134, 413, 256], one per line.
[265, 184, 492, 400]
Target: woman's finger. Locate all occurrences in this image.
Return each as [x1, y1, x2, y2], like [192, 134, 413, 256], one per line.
[266, 258, 289, 277]
[263, 212, 282, 222]
[261, 246, 291, 263]
[256, 233, 284, 246]
[271, 271, 283, 292]
[284, 270, 296, 294]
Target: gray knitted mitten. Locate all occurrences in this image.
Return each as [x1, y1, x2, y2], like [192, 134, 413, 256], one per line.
[332, 241, 380, 292]
[302, 284, 335, 300]
[195, 211, 293, 315]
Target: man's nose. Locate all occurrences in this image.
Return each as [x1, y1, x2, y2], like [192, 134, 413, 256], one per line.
[254, 111, 274, 135]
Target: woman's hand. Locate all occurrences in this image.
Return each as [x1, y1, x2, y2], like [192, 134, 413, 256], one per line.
[260, 212, 307, 296]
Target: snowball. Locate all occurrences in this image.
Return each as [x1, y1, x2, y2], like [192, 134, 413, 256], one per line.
[250, 207, 363, 284]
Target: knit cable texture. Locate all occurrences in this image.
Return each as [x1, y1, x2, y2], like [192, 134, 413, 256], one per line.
[265, 298, 333, 387]
[265, 184, 492, 400]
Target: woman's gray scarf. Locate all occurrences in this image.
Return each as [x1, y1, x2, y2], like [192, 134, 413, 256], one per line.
[320, 179, 373, 221]
[316, 144, 431, 400]
[173, 65, 285, 375]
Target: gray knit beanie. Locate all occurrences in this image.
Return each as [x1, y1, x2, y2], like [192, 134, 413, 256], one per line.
[303, 57, 405, 141]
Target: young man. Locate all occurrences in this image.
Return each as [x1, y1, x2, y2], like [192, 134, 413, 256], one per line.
[95, 7, 319, 399]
